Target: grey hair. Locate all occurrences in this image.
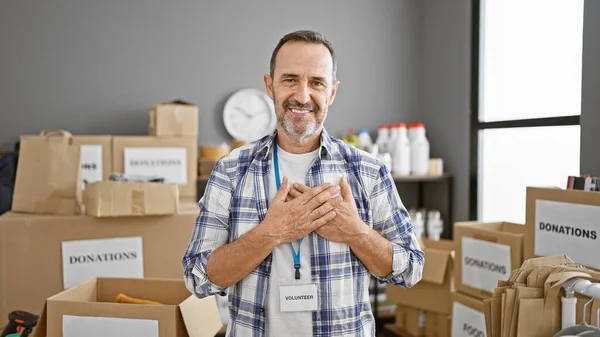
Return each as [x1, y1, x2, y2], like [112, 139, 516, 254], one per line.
[269, 30, 337, 82]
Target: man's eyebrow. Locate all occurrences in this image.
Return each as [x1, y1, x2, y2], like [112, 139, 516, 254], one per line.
[281, 73, 298, 78]
[311, 76, 327, 82]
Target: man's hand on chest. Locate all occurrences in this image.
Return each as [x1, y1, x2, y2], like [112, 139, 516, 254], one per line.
[288, 175, 370, 244]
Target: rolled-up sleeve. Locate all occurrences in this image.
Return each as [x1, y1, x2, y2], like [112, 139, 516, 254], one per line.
[182, 159, 232, 298]
[370, 166, 424, 288]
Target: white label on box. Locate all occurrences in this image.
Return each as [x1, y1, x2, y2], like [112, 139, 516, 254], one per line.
[452, 302, 487, 337]
[80, 145, 103, 186]
[535, 199, 600, 269]
[419, 310, 426, 327]
[63, 315, 158, 337]
[461, 237, 511, 293]
[124, 147, 187, 184]
[61, 237, 144, 289]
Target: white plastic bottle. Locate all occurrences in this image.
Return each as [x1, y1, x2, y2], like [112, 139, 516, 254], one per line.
[412, 211, 425, 239]
[357, 129, 373, 153]
[426, 210, 444, 240]
[409, 123, 430, 175]
[375, 125, 389, 154]
[392, 123, 411, 176]
[388, 123, 399, 155]
[378, 152, 392, 173]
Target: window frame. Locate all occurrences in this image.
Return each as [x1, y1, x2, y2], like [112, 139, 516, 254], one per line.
[469, 0, 581, 220]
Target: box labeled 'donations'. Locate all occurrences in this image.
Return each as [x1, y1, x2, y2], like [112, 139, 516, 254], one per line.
[454, 221, 525, 300]
[112, 136, 197, 198]
[525, 186, 600, 270]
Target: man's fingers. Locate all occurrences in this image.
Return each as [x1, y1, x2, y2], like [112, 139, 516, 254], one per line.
[306, 185, 340, 210]
[340, 175, 353, 201]
[292, 182, 310, 193]
[309, 199, 335, 221]
[310, 210, 336, 231]
[288, 186, 302, 199]
[273, 176, 290, 202]
[296, 182, 332, 203]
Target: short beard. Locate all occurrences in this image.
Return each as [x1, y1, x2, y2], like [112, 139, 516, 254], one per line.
[275, 95, 323, 142]
[278, 113, 319, 141]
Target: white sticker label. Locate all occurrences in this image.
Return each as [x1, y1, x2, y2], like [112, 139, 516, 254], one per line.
[80, 145, 103, 186]
[61, 237, 144, 289]
[452, 302, 487, 337]
[279, 283, 318, 312]
[63, 315, 158, 337]
[419, 310, 426, 327]
[461, 237, 511, 293]
[535, 200, 600, 269]
[124, 147, 187, 184]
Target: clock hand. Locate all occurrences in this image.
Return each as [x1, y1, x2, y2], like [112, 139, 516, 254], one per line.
[235, 106, 252, 118]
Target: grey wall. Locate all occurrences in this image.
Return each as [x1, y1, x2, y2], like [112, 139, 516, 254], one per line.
[0, 0, 421, 150]
[418, 0, 472, 222]
[581, 0, 600, 176]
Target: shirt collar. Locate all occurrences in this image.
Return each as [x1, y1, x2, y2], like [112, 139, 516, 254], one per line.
[256, 127, 337, 159]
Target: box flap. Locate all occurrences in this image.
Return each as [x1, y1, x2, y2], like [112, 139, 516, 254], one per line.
[180, 295, 222, 337]
[422, 248, 451, 284]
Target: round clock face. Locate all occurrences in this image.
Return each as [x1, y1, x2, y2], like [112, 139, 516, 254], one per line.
[223, 88, 277, 142]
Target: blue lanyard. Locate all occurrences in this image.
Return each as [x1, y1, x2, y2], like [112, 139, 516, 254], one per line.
[273, 141, 303, 280]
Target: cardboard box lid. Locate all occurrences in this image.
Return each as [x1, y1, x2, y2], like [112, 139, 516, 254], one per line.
[454, 221, 525, 238]
[33, 277, 221, 337]
[421, 238, 454, 285]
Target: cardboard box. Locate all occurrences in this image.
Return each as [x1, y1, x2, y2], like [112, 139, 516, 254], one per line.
[454, 221, 525, 300]
[112, 136, 198, 198]
[394, 305, 425, 337]
[83, 180, 180, 217]
[386, 238, 454, 314]
[425, 312, 450, 337]
[149, 101, 199, 137]
[0, 202, 200, 324]
[33, 277, 220, 337]
[525, 187, 600, 270]
[451, 292, 486, 337]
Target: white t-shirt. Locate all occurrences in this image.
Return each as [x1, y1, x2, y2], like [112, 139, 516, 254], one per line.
[266, 145, 319, 337]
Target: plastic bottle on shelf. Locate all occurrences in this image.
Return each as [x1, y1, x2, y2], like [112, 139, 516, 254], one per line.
[343, 128, 359, 147]
[375, 125, 390, 154]
[388, 123, 400, 155]
[409, 123, 430, 176]
[357, 129, 373, 152]
[412, 210, 425, 239]
[426, 210, 444, 240]
[378, 151, 392, 173]
[392, 123, 411, 176]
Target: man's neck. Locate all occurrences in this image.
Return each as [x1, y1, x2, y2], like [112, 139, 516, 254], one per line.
[276, 128, 322, 154]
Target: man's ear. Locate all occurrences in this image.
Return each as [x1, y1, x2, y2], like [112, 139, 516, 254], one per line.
[328, 80, 341, 106]
[264, 74, 274, 100]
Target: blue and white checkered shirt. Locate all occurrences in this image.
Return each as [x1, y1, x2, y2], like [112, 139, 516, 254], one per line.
[183, 128, 424, 336]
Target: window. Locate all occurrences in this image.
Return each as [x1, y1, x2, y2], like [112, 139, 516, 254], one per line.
[471, 0, 584, 224]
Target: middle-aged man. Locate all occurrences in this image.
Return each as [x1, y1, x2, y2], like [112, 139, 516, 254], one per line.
[183, 29, 424, 337]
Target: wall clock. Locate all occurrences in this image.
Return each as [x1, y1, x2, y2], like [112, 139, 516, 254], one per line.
[223, 88, 277, 142]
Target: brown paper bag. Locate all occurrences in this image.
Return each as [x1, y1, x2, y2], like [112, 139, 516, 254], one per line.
[12, 129, 82, 215]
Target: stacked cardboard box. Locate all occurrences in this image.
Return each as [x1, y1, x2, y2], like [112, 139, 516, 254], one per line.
[386, 238, 454, 337]
[0, 102, 219, 336]
[524, 187, 600, 270]
[450, 221, 525, 337]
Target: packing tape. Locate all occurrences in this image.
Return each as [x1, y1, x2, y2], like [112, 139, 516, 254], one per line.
[131, 190, 145, 214]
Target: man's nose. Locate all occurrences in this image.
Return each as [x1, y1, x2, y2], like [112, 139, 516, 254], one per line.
[293, 82, 312, 105]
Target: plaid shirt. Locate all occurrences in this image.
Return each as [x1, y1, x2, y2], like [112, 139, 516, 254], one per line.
[183, 128, 424, 337]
